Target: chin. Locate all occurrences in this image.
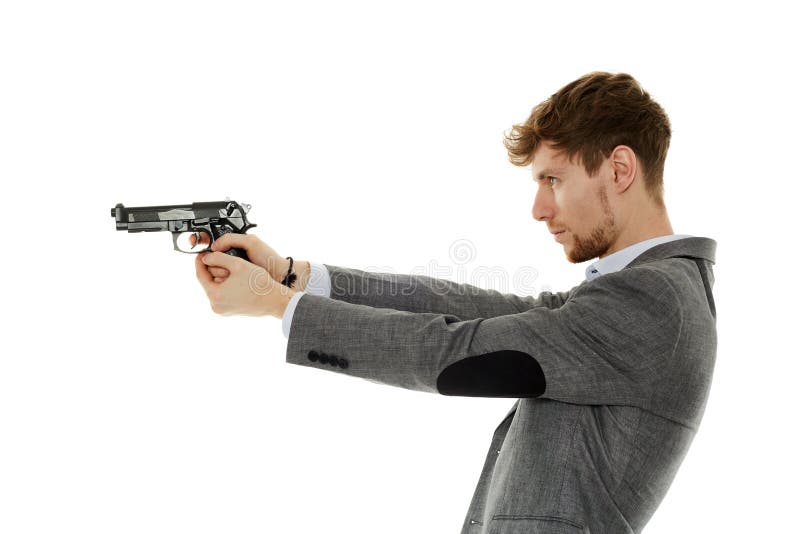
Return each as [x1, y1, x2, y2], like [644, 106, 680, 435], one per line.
[563, 247, 580, 264]
[566, 246, 596, 264]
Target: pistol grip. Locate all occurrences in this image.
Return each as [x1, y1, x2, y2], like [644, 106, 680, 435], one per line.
[225, 247, 250, 262]
[210, 225, 252, 263]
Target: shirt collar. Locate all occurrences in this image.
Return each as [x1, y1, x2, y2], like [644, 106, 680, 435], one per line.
[585, 234, 694, 281]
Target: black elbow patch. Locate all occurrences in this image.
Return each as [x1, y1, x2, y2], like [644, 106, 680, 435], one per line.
[436, 350, 546, 398]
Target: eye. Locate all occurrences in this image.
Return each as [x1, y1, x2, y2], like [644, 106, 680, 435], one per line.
[547, 176, 558, 186]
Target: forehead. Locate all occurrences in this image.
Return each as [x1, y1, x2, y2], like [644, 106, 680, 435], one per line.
[530, 142, 576, 179]
[532, 142, 577, 167]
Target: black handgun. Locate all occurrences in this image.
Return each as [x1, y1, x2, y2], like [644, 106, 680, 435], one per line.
[110, 199, 256, 260]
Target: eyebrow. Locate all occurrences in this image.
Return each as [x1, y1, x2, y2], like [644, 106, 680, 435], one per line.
[534, 167, 567, 182]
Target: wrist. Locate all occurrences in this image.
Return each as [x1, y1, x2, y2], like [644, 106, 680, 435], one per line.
[296, 260, 310, 292]
[285, 259, 310, 292]
[280, 256, 298, 288]
[273, 257, 310, 292]
[273, 285, 297, 319]
[270, 257, 291, 282]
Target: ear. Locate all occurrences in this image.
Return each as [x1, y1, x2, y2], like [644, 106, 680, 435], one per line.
[609, 145, 637, 194]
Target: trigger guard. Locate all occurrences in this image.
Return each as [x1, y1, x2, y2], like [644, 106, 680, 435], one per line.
[171, 230, 211, 254]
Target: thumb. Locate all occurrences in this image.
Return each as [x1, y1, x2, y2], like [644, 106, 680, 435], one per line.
[211, 232, 247, 252]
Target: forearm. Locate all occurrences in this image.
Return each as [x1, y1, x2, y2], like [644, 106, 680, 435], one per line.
[285, 293, 546, 397]
[324, 264, 574, 319]
[280, 261, 576, 341]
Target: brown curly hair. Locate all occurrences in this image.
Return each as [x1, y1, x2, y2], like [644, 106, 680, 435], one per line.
[504, 72, 671, 208]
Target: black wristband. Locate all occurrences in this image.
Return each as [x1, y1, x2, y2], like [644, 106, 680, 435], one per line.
[281, 256, 297, 288]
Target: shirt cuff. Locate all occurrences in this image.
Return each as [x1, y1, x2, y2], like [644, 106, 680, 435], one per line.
[282, 261, 332, 339]
[282, 291, 306, 339]
[306, 261, 331, 297]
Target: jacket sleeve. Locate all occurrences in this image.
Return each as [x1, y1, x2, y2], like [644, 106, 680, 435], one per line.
[285, 266, 683, 405]
[323, 263, 574, 320]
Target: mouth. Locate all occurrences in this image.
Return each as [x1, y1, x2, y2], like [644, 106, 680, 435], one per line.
[552, 230, 566, 242]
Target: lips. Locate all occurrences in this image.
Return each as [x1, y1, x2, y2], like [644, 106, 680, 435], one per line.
[552, 230, 566, 242]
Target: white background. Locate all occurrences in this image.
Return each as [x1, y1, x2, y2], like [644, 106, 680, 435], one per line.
[1, 1, 797, 532]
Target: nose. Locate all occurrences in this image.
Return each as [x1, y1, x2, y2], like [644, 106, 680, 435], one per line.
[532, 187, 553, 222]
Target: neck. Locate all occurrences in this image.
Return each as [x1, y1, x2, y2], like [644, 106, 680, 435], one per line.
[603, 204, 674, 258]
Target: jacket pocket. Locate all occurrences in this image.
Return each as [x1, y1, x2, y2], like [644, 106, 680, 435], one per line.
[489, 515, 589, 534]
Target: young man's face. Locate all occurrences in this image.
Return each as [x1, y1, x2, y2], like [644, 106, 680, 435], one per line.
[531, 141, 619, 263]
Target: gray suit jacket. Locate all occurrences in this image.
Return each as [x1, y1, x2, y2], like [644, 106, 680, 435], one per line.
[285, 237, 717, 533]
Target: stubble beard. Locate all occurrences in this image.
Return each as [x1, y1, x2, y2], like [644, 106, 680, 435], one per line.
[567, 186, 617, 264]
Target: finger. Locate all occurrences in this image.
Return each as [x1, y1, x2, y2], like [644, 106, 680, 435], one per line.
[195, 253, 214, 290]
[211, 232, 248, 252]
[189, 231, 212, 248]
[201, 250, 241, 270]
[207, 266, 230, 278]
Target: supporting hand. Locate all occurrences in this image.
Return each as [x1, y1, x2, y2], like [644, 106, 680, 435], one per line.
[194, 251, 296, 318]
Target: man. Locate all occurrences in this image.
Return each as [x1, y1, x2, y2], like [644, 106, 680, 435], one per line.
[195, 71, 717, 533]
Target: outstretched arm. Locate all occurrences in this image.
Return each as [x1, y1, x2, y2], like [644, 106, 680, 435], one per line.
[285, 266, 682, 408]
[322, 263, 576, 318]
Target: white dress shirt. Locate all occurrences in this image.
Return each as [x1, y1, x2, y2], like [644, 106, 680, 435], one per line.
[281, 234, 694, 338]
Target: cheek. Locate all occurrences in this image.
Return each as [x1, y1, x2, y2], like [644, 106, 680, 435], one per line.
[552, 187, 571, 214]
[565, 185, 595, 210]
[554, 187, 587, 227]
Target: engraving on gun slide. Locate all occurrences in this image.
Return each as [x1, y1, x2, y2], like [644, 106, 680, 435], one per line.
[110, 198, 256, 261]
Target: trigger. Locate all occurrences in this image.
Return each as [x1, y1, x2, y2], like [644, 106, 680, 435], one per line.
[191, 231, 203, 250]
